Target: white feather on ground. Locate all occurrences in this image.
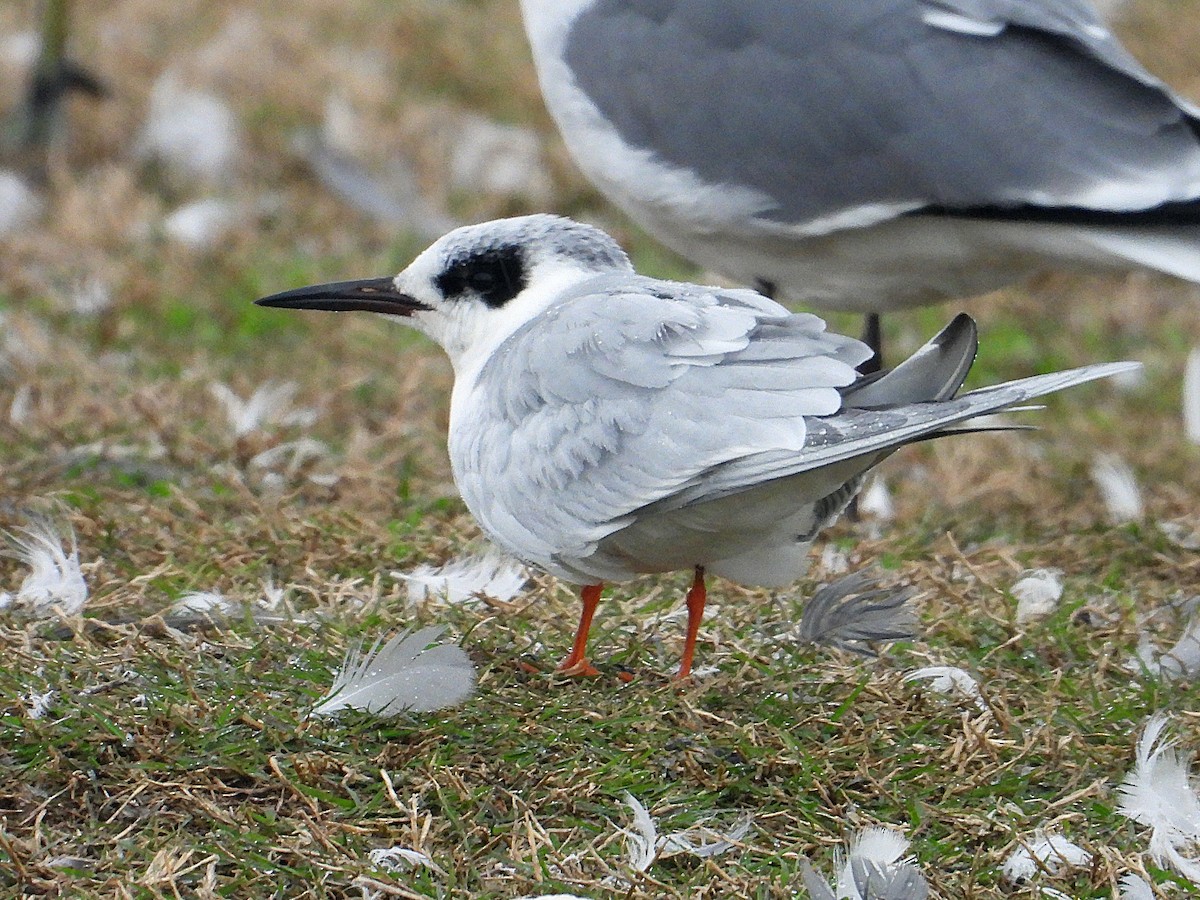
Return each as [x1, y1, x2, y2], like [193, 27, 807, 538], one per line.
[1000, 831, 1091, 883]
[449, 113, 554, 205]
[164, 198, 244, 250]
[819, 543, 850, 575]
[0, 170, 42, 237]
[1119, 873, 1156, 899]
[1090, 454, 1144, 525]
[1159, 518, 1200, 551]
[797, 570, 918, 654]
[836, 828, 916, 899]
[620, 793, 658, 874]
[310, 626, 476, 718]
[0, 512, 88, 616]
[858, 477, 895, 521]
[617, 793, 751, 874]
[69, 278, 113, 316]
[1116, 714, 1200, 884]
[9, 384, 32, 426]
[209, 381, 316, 438]
[1011, 569, 1064, 625]
[25, 690, 55, 721]
[904, 665, 987, 712]
[394, 547, 529, 607]
[136, 73, 243, 187]
[1184, 346, 1200, 445]
[1132, 614, 1200, 681]
[367, 846, 442, 875]
[801, 826, 928, 900]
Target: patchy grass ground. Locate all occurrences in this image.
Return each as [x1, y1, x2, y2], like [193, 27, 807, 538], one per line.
[2, 0, 1200, 897]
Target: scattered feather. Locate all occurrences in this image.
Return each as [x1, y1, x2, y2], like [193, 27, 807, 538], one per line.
[173, 590, 236, 614]
[368, 846, 440, 874]
[1, 511, 88, 616]
[803, 826, 928, 900]
[164, 198, 243, 250]
[797, 570, 918, 654]
[819, 542, 850, 575]
[310, 626, 476, 718]
[261, 579, 285, 610]
[1001, 832, 1091, 883]
[449, 113, 553, 205]
[9, 383, 32, 425]
[859, 477, 895, 521]
[69, 278, 113, 316]
[1185, 346, 1200, 445]
[0, 30, 39, 69]
[611, 793, 751, 877]
[905, 665, 987, 712]
[42, 855, 94, 872]
[837, 827, 913, 897]
[619, 792, 658, 873]
[1116, 713, 1200, 884]
[658, 815, 753, 860]
[1119, 873, 1156, 899]
[291, 126, 455, 240]
[394, 547, 529, 607]
[1090, 453, 1143, 525]
[1011, 569, 1064, 624]
[1159, 518, 1200, 551]
[248, 438, 331, 478]
[209, 381, 315, 438]
[25, 690, 55, 720]
[137, 73, 242, 186]
[0, 169, 42, 236]
[800, 861, 838, 900]
[1132, 614, 1200, 681]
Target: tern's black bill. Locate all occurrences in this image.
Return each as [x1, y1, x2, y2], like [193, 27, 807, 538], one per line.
[255, 277, 428, 316]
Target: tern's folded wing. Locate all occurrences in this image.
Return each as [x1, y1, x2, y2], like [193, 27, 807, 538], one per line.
[458, 278, 872, 555]
[631, 362, 1138, 516]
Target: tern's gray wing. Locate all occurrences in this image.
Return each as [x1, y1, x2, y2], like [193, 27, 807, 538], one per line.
[562, 0, 1200, 225]
[633, 362, 1138, 516]
[457, 275, 871, 560]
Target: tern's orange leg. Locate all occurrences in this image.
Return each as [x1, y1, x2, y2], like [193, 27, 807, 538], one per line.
[677, 566, 706, 680]
[556, 583, 603, 677]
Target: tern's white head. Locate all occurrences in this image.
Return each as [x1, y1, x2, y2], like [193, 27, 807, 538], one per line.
[256, 214, 633, 372]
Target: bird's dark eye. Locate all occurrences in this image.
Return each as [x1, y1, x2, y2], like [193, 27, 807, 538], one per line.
[468, 270, 496, 292]
[436, 244, 526, 308]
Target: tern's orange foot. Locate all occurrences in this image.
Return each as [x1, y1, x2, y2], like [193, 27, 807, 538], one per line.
[555, 658, 601, 677]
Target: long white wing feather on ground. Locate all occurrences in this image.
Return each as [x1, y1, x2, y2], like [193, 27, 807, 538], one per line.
[310, 626, 476, 717]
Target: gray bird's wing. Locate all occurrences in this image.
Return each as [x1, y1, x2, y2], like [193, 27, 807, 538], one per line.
[632, 361, 1138, 516]
[457, 275, 872, 560]
[562, 0, 1200, 225]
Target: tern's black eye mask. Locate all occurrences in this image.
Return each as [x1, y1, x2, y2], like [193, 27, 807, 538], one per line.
[435, 244, 527, 308]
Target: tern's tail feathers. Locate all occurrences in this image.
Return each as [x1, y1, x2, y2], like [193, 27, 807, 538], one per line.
[950, 361, 1139, 416]
[843, 313, 978, 408]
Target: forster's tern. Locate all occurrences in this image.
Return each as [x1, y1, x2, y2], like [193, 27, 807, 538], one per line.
[519, 0, 1200, 360]
[258, 214, 1135, 677]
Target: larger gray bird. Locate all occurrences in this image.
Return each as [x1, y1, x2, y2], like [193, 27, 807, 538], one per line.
[519, 0, 1200, 353]
[257, 215, 1134, 677]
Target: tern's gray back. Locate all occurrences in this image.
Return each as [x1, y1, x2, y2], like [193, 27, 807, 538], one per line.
[563, 0, 1200, 222]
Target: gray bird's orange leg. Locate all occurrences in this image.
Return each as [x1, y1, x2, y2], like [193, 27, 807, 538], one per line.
[557, 583, 602, 676]
[677, 566, 706, 679]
